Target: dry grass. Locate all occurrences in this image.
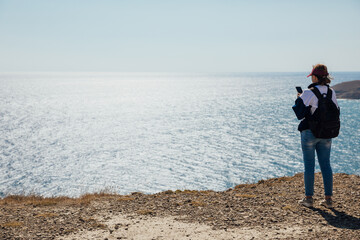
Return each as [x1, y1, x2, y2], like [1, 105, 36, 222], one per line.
[282, 205, 297, 212]
[0, 221, 23, 228]
[234, 183, 257, 190]
[190, 201, 207, 207]
[0, 195, 70, 206]
[182, 190, 201, 195]
[35, 212, 59, 218]
[256, 174, 303, 186]
[162, 190, 174, 194]
[137, 209, 155, 215]
[199, 190, 214, 195]
[78, 192, 118, 204]
[235, 194, 257, 198]
[0, 192, 119, 207]
[173, 189, 201, 195]
[117, 196, 135, 201]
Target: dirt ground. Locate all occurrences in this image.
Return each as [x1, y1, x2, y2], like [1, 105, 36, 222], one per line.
[1, 173, 359, 239]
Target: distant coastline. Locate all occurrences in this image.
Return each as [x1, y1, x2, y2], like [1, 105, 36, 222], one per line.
[332, 80, 360, 99]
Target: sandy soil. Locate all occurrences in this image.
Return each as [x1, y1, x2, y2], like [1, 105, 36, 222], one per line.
[59, 214, 307, 240]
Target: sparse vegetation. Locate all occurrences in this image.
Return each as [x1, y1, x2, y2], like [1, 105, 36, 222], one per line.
[282, 205, 297, 212]
[190, 201, 207, 207]
[234, 183, 257, 189]
[163, 190, 174, 194]
[35, 212, 59, 218]
[117, 196, 135, 201]
[235, 194, 257, 198]
[1, 221, 23, 228]
[0, 195, 69, 206]
[182, 190, 200, 195]
[0, 192, 120, 206]
[137, 209, 155, 215]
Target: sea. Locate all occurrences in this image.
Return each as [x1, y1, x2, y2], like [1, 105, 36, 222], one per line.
[0, 72, 359, 198]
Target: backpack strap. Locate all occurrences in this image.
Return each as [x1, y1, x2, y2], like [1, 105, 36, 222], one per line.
[326, 86, 333, 100]
[310, 85, 331, 99]
[310, 86, 323, 99]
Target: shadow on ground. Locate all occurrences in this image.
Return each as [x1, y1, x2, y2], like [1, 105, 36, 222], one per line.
[311, 207, 360, 230]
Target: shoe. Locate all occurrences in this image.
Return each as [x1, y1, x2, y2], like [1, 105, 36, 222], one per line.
[321, 199, 333, 208]
[299, 197, 313, 207]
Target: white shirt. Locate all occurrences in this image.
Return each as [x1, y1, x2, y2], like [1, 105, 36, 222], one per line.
[300, 85, 339, 115]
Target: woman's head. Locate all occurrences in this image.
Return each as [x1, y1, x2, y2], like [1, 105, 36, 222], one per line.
[307, 64, 332, 85]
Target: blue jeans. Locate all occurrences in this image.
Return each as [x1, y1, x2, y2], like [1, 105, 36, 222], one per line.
[301, 129, 333, 197]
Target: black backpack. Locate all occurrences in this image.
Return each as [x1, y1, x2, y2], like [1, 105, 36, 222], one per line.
[308, 86, 340, 139]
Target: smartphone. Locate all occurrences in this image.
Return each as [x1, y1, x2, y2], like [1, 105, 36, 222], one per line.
[296, 86, 303, 94]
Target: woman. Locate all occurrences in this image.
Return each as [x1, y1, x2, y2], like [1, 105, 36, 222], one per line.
[292, 64, 340, 208]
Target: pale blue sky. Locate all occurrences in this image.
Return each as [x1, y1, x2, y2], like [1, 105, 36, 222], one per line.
[0, 0, 359, 72]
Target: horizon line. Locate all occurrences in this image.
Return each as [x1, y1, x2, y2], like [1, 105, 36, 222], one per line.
[1, 71, 360, 74]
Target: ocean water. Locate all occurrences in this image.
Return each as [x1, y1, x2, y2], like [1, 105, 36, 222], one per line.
[1, 72, 359, 197]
